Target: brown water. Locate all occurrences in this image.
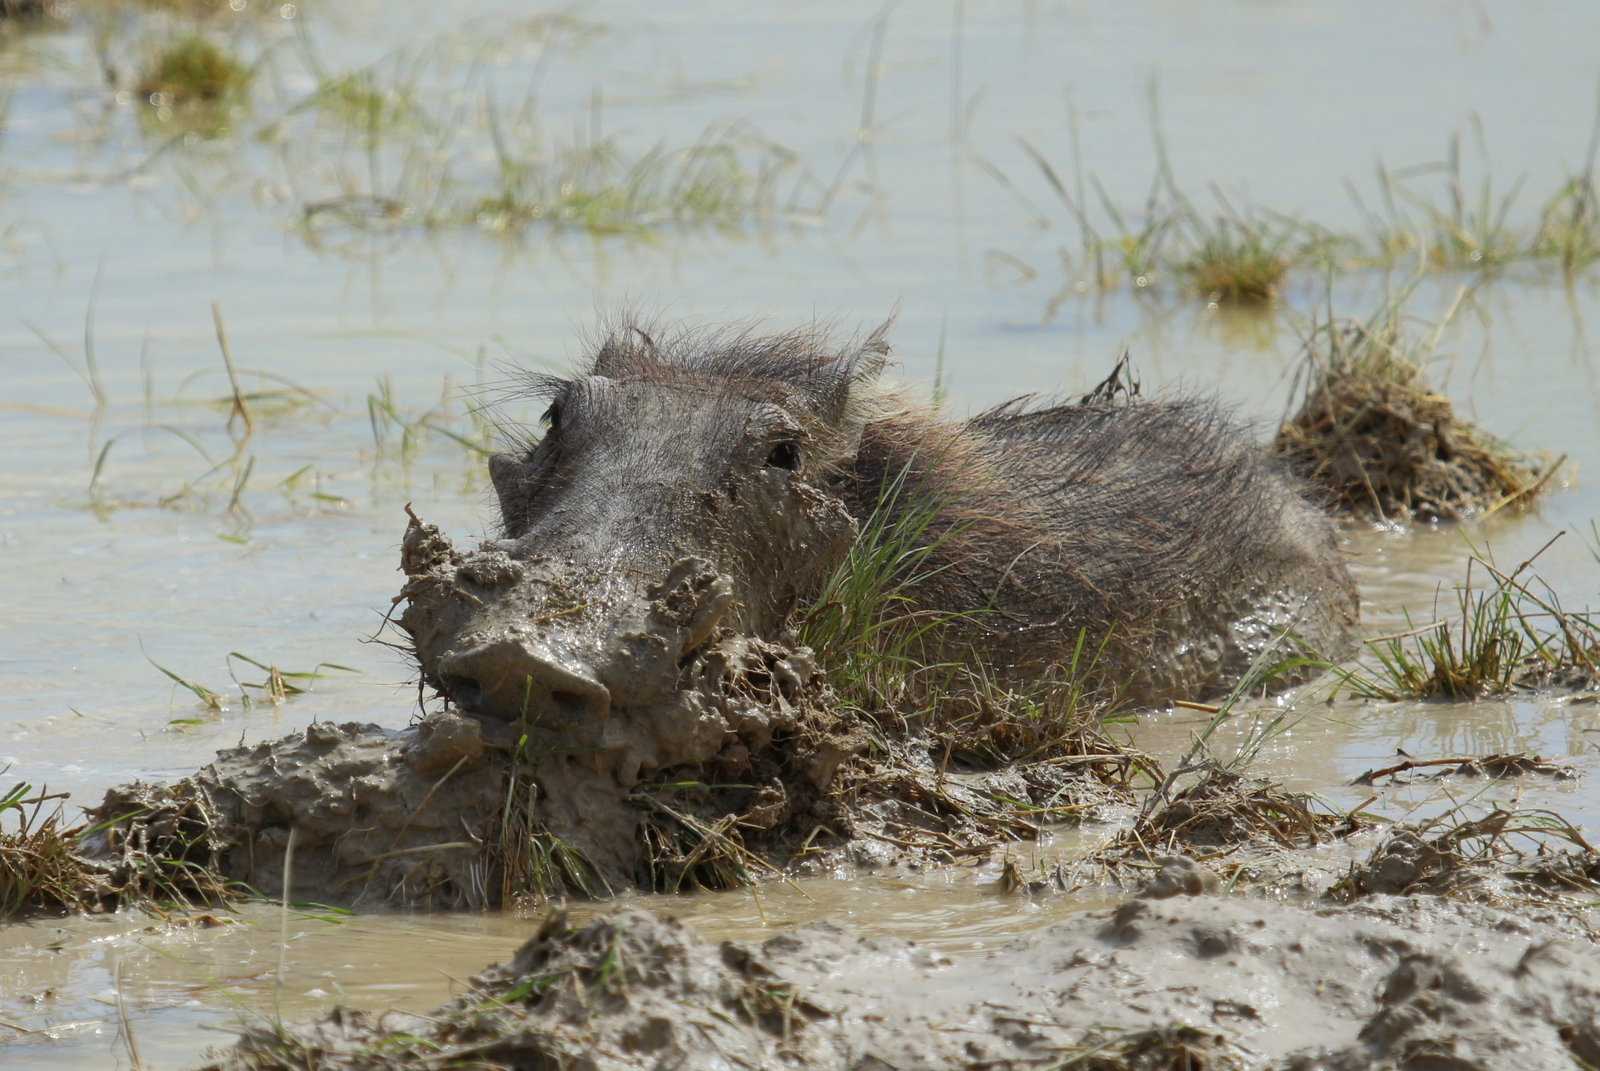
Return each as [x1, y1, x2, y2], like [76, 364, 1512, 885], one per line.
[4, 0, 1600, 1066]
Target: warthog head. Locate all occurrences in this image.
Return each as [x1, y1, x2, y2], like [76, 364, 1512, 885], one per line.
[398, 321, 889, 784]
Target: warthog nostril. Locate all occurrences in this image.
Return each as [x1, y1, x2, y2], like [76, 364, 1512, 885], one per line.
[441, 675, 483, 711]
[437, 640, 610, 725]
[550, 690, 590, 722]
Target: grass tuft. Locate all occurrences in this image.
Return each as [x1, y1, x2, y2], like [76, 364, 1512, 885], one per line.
[492, 764, 612, 904]
[0, 783, 101, 917]
[1272, 286, 1551, 523]
[137, 36, 251, 108]
[1179, 213, 1294, 303]
[800, 452, 1128, 767]
[797, 455, 970, 718]
[1342, 538, 1600, 701]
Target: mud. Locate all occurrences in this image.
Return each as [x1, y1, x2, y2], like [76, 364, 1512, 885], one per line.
[206, 881, 1600, 1071]
[63, 700, 1134, 909]
[78, 715, 510, 909]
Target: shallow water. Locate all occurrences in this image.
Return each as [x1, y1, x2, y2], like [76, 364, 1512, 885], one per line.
[4, 0, 1600, 1066]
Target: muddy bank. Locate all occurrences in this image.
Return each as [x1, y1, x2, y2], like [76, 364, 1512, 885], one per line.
[53, 707, 1131, 911]
[77, 716, 509, 909]
[187, 763, 1600, 1069]
[207, 879, 1600, 1071]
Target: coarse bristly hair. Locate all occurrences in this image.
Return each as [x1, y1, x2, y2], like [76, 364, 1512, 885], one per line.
[501, 314, 897, 460]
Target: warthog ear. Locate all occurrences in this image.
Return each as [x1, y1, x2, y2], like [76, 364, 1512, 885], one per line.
[487, 450, 531, 536]
[590, 323, 662, 377]
[811, 320, 892, 427]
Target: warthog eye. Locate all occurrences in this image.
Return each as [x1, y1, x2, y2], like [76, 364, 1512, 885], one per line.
[766, 441, 801, 471]
[541, 403, 562, 433]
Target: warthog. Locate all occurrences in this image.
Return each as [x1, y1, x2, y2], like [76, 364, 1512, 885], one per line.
[399, 319, 1358, 790]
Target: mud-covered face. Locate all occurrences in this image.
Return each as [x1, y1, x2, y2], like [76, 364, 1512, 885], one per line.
[399, 363, 865, 736]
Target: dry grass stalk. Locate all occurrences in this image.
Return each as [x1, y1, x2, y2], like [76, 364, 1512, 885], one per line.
[1351, 752, 1578, 786]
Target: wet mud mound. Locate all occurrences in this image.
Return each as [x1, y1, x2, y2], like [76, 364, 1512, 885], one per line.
[1055, 767, 1360, 895]
[53, 704, 1134, 912]
[1273, 315, 1550, 523]
[1331, 804, 1600, 918]
[207, 891, 1600, 1071]
[76, 716, 509, 909]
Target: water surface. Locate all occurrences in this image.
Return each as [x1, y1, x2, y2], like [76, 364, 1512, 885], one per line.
[3, 0, 1600, 1065]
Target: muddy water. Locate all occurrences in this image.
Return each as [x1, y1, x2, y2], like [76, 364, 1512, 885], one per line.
[4, 0, 1600, 1066]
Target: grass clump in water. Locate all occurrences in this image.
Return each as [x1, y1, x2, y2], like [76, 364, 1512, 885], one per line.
[1531, 165, 1600, 273]
[1178, 213, 1296, 303]
[471, 122, 798, 237]
[1272, 287, 1552, 523]
[137, 35, 250, 108]
[0, 783, 102, 916]
[1329, 801, 1600, 907]
[1343, 539, 1600, 701]
[1059, 765, 1351, 893]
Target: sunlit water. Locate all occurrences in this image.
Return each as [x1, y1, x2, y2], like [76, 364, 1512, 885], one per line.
[4, 0, 1600, 1066]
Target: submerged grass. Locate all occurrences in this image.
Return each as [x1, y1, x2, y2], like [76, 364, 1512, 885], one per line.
[273, 35, 814, 240]
[472, 121, 799, 237]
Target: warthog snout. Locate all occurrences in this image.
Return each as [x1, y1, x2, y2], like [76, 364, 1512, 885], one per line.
[437, 638, 612, 725]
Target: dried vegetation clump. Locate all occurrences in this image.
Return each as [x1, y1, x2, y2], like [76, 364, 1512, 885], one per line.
[1329, 805, 1600, 917]
[1058, 766, 1357, 892]
[1273, 297, 1552, 523]
[0, 778, 236, 917]
[0, 784, 103, 915]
